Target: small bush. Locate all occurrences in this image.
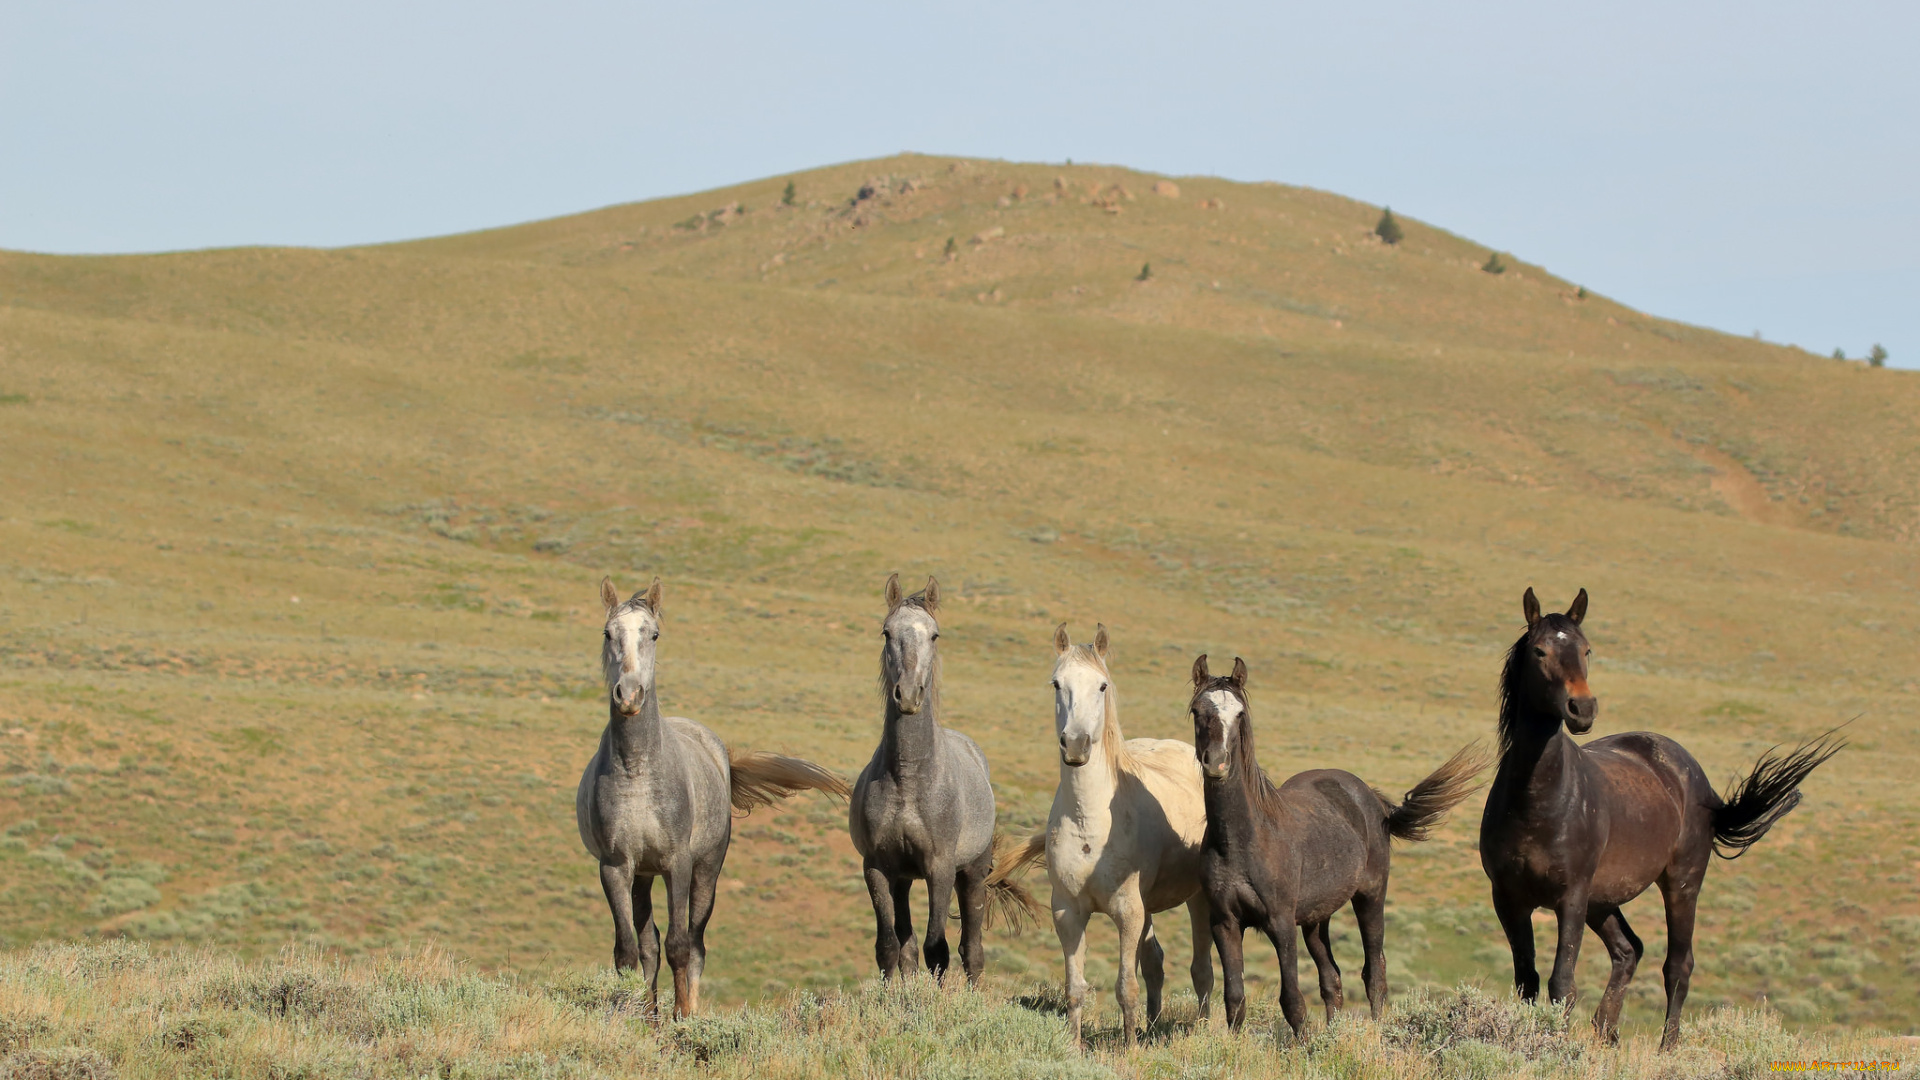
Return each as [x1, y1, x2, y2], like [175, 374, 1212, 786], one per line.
[782, 181, 796, 207]
[1481, 252, 1507, 275]
[1868, 343, 1888, 367]
[1375, 207, 1404, 245]
[1136, 262, 1153, 282]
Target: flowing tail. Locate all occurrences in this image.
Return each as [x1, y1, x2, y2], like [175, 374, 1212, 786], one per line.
[1381, 742, 1493, 842]
[727, 749, 851, 814]
[964, 831, 1045, 935]
[1712, 725, 1847, 859]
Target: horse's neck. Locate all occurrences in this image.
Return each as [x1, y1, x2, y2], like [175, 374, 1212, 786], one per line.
[880, 703, 942, 778]
[1200, 773, 1264, 855]
[1494, 723, 1580, 815]
[606, 695, 667, 775]
[1055, 740, 1122, 826]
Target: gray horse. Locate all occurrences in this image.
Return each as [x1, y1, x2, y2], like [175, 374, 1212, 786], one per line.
[851, 574, 1030, 984]
[577, 576, 849, 1017]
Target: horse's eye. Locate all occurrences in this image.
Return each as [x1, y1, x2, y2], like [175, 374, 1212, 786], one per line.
[1533, 647, 1547, 658]
[651, 632, 660, 641]
[603, 630, 611, 640]
[1098, 683, 1108, 693]
[1584, 648, 1591, 657]
[931, 632, 940, 641]
[1051, 680, 1059, 689]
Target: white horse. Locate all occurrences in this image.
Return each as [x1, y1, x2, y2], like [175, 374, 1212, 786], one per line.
[994, 624, 1213, 1046]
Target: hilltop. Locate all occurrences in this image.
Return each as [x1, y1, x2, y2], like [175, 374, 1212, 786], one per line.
[1, 155, 1916, 1040]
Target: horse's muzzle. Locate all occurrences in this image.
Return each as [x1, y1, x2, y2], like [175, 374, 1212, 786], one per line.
[1565, 695, 1597, 735]
[1200, 758, 1231, 781]
[891, 683, 923, 715]
[613, 680, 646, 717]
[1060, 733, 1091, 767]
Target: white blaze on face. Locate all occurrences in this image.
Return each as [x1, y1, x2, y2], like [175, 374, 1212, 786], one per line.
[1054, 657, 1107, 746]
[604, 607, 658, 693]
[1205, 689, 1244, 741]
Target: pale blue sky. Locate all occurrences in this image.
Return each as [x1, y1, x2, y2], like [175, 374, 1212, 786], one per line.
[4, 1, 1913, 366]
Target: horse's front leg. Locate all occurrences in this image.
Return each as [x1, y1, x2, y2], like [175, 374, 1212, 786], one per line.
[922, 860, 957, 982]
[1269, 914, 1307, 1041]
[1211, 914, 1248, 1031]
[1186, 893, 1215, 1022]
[599, 862, 641, 973]
[863, 861, 901, 979]
[662, 861, 696, 1018]
[1054, 895, 1092, 1048]
[1546, 889, 1590, 1006]
[1490, 886, 1540, 1001]
[1110, 887, 1148, 1045]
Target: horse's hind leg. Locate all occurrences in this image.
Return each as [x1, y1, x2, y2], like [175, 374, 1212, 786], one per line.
[1301, 918, 1343, 1023]
[599, 862, 641, 973]
[863, 861, 902, 978]
[685, 858, 722, 1017]
[1139, 912, 1168, 1028]
[922, 862, 956, 982]
[630, 873, 662, 1009]
[954, 854, 989, 986]
[1352, 889, 1388, 1018]
[1585, 903, 1643, 1044]
[1657, 872, 1701, 1052]
[1186, 895, 1214, 1022]
[1490, 886, 1540, 1001]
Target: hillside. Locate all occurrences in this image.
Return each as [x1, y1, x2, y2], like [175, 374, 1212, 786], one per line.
[1, 154, 1916, 1041]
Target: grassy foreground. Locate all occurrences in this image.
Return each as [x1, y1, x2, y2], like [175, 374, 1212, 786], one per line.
[0, 942, 1905, 1080]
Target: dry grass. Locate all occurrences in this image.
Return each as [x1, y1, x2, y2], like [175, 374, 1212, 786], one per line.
[0, 943, 1907, 1079]
[0, 155, 1916, 1039]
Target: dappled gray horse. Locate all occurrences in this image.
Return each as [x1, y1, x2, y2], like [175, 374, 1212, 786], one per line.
[577, 577, 848, 1017]
[850, 574, 1002, 983]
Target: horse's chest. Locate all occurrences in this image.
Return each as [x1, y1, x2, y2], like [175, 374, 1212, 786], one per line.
[594, 775, 689, 864]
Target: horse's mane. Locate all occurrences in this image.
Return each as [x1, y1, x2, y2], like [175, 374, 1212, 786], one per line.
[877, 592, 941, 718]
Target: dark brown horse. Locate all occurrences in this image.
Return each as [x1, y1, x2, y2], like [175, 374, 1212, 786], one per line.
[1189, 655, 1487, 1038]
[1480, 587, 1845, 1049]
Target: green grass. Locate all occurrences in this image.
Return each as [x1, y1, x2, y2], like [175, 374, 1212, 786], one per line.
[0, 154, 1916, 1040]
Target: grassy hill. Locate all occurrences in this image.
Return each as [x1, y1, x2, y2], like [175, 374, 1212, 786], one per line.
[1, 154, 1916, 1046]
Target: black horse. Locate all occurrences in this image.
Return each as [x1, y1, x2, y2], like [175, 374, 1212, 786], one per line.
[1480, 587, 1844, 1049]
[1189, 654, 1487, 1038]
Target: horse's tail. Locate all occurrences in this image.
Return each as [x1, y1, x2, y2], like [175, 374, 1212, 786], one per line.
[727, 749, 851, 814]
[1712, 725, 1847, 859]
[1382, 742, 1492, 842]
[975, 832, 1046, 935]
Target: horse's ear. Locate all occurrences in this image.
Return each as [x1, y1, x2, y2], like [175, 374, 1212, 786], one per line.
[1230, 656, 1249, 688]
[1567, 588, 1588, 626]
[600, 577, 620, 616]
[1054, 623, 1071, 655]
[923, 577, 940, 613]
[1093, 623, 1110, 661]
[884, 573, 902, 611]
[1522, 587, 1541, 628]
[1191, 654, 1211, 687]
[641, 576, 663, 615]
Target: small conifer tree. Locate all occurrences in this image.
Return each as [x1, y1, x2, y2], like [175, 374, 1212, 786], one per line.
[1832, 347, 1847, 361]
[781, 181, 796, 207]
[1375, 207, 1403, 245]
[1137, 262, 1153, 282]
[943, 236, 957, 261]
[1482, 252, 1507, 275]
[1869, 344, 1889, 368]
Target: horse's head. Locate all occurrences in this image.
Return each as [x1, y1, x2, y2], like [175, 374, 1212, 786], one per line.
[1051, 623, 1113, 768]
[880, 573, 941, 716]
[1512, 586, 1597, 735]
[1189, 653, 1250, 781]
[600, 575, 662, 717]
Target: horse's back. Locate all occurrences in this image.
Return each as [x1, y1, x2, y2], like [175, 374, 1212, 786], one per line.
[1583, 732, 1712, 900]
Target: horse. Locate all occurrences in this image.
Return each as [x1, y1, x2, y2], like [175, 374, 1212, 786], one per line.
[1480, 587, 1845, 1049]
[850, 573, 1036, 985]
[991, 623, 1213, 1047]
[576, 576, 850, 1018]
[1189, 654, 1488, 1038]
